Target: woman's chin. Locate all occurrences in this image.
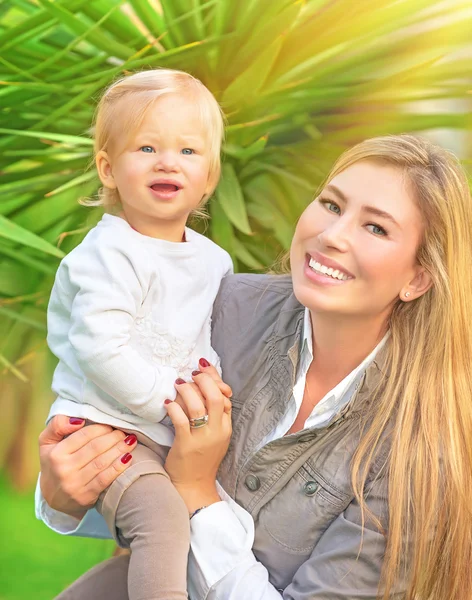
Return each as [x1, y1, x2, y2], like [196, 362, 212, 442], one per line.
[293, 283, 350, 314]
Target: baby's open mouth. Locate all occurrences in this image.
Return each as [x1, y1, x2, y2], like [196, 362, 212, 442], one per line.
[151, 183, 180, 192]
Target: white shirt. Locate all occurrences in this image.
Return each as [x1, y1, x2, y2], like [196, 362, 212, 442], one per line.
[47, 214, 233, 447]
[36, 307, 387, 598]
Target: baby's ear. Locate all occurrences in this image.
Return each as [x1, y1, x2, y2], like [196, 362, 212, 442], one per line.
[204, 170, 219, 199]
[96, 151, 117, 189]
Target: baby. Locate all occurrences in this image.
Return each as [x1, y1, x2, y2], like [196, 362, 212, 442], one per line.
[46, 68, 232, 599]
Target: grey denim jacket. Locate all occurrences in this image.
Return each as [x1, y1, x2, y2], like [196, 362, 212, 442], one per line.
[211, 273, 405, 599]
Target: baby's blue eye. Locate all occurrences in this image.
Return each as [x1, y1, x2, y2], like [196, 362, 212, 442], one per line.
[140, 146, 154, 153]
[181, 148, 194, 155]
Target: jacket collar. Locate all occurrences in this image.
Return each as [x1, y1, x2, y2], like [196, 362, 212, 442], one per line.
[270, 288, 390, 421]
[270, 291, 305, 386]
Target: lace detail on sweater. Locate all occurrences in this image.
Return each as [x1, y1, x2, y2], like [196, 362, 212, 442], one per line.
[133, 313, 196, 378]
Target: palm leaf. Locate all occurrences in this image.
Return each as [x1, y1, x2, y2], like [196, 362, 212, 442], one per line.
[0, 0, 471, 485]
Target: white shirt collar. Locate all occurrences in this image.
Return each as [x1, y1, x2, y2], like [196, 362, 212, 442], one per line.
[299, 308, 388, 427]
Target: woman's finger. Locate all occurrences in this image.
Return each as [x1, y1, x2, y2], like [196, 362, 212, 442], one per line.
[39, 415, 87, 447]
[191, 372, 225, 424]
[223, 396, 232, 414]
[192, 374, 232, 412]
[165, 399, 191, 439]
[218, 381, 233, 399]
[173, 392, 190, 418]
[174, 379, 207, 420]
[174, 381, 207, 417]
[58, 422, 117, 455]
[75, 432, 138, 483]
[197, 358, 233, 398]
[81, 434, 137, 493]
[84, 451, 137, 503]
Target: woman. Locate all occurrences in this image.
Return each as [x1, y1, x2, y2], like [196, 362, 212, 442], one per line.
[37, 135, 472, 600]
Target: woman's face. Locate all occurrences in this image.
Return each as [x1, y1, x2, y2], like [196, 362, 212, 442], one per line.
[290, 160, 427, 321]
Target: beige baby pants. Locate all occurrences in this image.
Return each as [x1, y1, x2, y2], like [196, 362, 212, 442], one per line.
[93, 431, 190, 600]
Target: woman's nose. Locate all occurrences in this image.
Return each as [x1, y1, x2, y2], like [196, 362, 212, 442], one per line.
[317, 218, 351, 252]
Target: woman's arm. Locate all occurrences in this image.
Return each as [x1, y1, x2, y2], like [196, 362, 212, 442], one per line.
[167, 363, 394, 599]
[165, 364, 283, 598]
[35, 483, 112, 539]
[188, 491, 393, 599]
[37, 415, 137, 530]
[164, 368, 232, 513]
[35, 380, 228, 536]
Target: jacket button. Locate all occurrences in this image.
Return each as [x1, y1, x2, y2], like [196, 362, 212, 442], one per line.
[303, 481, 318, 496]
[245, 474, 261, 491]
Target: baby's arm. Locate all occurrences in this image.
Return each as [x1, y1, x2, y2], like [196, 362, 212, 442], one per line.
[50, 239, 177, 422]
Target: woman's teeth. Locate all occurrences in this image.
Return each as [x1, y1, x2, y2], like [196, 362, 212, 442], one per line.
[308, 257, 349, 280]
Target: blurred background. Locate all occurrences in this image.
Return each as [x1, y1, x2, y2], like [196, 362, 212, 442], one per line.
[0, 0, 471, 597]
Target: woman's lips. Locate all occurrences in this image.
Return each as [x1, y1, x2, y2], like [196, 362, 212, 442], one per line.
[308, 250, 355, 279]
[304, 255, 353, 286]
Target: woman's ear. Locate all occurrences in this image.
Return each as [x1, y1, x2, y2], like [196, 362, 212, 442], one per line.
[401, 267, 433, 302]
[95, 151, 117, 189]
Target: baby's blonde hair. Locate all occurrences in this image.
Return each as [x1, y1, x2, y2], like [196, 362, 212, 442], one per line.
[90, 68, 225, 209]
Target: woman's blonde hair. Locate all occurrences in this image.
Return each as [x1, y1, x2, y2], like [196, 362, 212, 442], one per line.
[322, 135, 472, 599]
[88, 68, 225, 209]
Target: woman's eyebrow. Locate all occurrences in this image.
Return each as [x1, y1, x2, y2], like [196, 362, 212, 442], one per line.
[325, 183, 400, 227]
[362, 205, 400, 227]
[325, 183, 348, 202]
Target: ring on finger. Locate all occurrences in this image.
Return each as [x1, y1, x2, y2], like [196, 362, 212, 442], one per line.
[189, 414, 209, 429]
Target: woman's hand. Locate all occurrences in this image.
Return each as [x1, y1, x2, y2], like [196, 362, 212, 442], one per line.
[164, 360, 232, 514]
[172, 360, 232, 417]
[38, 415, 137, 520]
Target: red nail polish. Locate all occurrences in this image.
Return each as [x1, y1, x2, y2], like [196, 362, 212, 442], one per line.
[164, 399, 172, 405]
[199, 358, 210, 368]
[124, 434, 137, 446]
[192, 370, 201, 377]
[69, 417, 85, 425]
[175, 378, 186, 385]
[121, 453, 132, 464]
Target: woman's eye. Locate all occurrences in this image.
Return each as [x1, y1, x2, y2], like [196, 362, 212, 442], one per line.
[366, 223, 387, 236]
[181, 148, 194, 155]
[140, 146, 154, 153]
[320, 199, 341, 214]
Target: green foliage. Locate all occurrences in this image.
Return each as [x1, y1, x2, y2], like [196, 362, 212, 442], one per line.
[0, 474, 114, 599]
[0, 0, 471, 419]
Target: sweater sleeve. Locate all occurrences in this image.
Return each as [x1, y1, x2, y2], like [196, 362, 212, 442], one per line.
[50, 237, 178, 421]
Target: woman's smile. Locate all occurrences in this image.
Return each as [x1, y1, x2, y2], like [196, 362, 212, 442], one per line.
[304, 253, 353, 286]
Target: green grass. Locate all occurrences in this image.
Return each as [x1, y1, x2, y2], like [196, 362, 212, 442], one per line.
[0, 473, 114, 600]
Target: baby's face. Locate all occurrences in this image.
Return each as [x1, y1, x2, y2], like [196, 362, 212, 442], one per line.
[98, 93, 213, 240]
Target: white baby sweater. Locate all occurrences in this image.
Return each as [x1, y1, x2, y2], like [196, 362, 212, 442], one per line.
[47, 214, 233, 447]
